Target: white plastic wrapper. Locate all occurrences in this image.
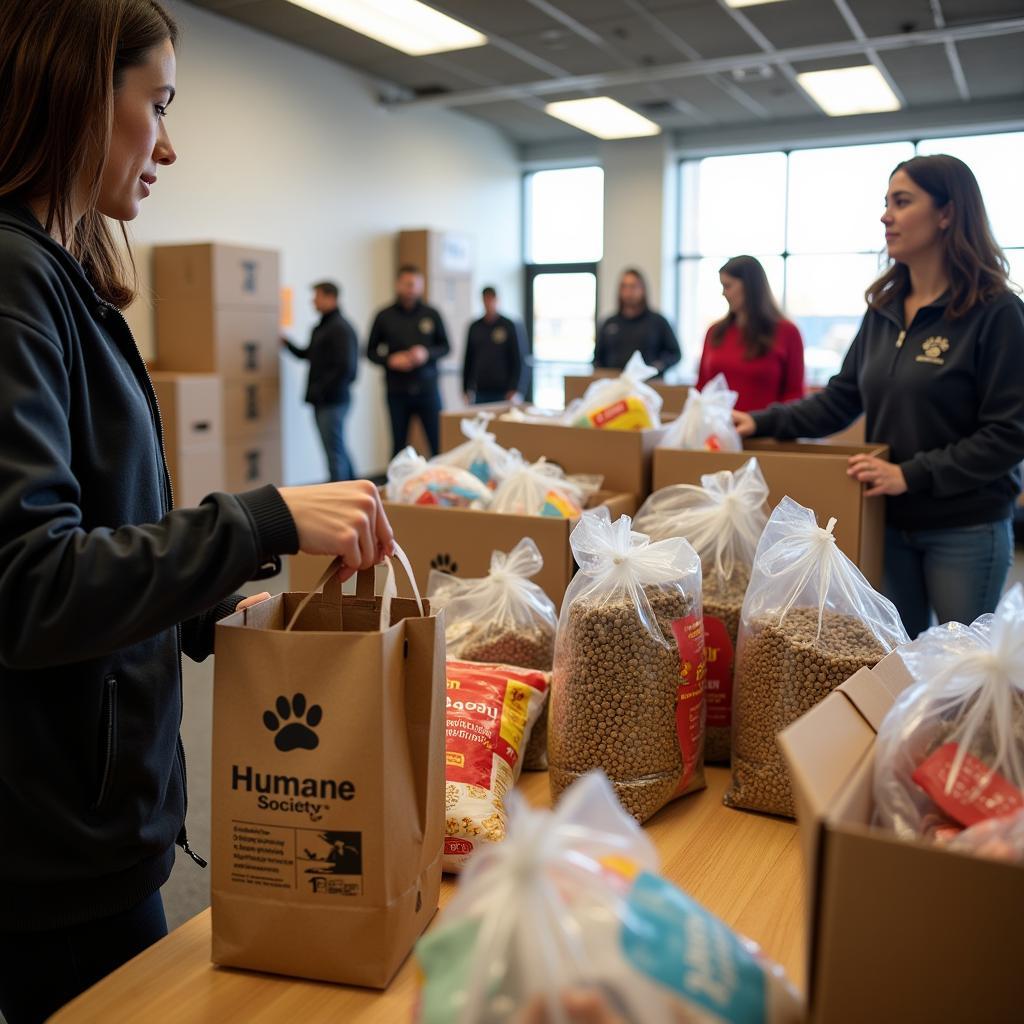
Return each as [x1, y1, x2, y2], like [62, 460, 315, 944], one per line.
[873, 584, 1024, 843]
[414, 771, 804, 1024]
[431, 414, 512, 490]
[385, 446, 492, 508]
[662, 373, 742, 452]
[564, 352, 663, 430]
[490, 453, 602, 519]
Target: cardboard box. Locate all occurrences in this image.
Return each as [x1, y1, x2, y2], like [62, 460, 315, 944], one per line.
[156, 308, 280, 378]
[289, 492, 638, 608]
[154, 242, 279, 311]
[779, 653, 1024, 1023]
[166, 443, 225, 508]
[563, 373, 692, 417]
[223, 377, 281, 442]
[440, 409, 666, 498]
[150, 371, 223, 451]
[652, 441, 887, 586]
[224, 438, 282, 492]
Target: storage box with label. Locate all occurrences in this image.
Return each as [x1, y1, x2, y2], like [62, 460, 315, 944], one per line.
[778, 652, 1024, 1023]
[289, 492, 638, 609]
[652, 441, 887, 586]
[440, 409, 665, 499]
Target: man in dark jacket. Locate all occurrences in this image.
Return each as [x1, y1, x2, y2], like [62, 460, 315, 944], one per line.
[463, 286, 528, 404]
[367, 265, 450, 456]
[282, 281, 359, 480]
[595, 267, 681, 375]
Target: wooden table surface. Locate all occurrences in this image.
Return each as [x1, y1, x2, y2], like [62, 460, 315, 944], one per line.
[51, 767, 805, 1023]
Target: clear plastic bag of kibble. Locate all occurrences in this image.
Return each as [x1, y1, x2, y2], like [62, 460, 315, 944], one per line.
[635, 458, 770, 764]
[724, 496, 908, 818]
[549, 508, 707, 823]
[873, 584, 1024, 844]
[413, 772, 803, 1024]
[430, 414, 512, 490]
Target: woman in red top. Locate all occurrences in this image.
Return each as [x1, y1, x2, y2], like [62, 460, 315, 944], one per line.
[697, 255, 805, 411]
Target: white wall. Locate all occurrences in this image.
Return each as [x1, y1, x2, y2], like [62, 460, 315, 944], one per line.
[125, 0, 522, 482]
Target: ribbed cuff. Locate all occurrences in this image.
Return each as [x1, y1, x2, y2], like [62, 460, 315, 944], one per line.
[899, 458, 931, 495]
[214, 594, 246, 623]
[750, 408, 780, 438]
[236, 485, 300, 557]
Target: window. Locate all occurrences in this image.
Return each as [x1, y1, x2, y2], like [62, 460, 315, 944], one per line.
[677, 131, 1024, 388]
[523, 166, 604, 407]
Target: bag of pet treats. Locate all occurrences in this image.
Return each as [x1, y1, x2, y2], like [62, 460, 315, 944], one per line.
[386, 446, 493, 508]
[724, 496, 908, 818]
[491, 452, 601, 519]
[873, 584, 1024, 844]
[550, 508, 706, 823]
[431, 414, 512, 490]
[428, 538, 558, 770]
[414, 771, 803, 1024]
[442, 660, 548, 873]
[564, 351, 663, 431]
[661, 373, 742, 452]
[635, 458, 769, 763]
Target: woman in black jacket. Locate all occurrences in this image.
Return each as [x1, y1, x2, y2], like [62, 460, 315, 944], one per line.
[0, 4, 393, 1021]
[735, 154, 1024, 637]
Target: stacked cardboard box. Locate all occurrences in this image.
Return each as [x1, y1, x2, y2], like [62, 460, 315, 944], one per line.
[153, 243, 282, 493]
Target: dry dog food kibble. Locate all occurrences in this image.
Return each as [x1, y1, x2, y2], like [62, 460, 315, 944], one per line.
[702, 563, 749, 764]
[726, 607, 886, 817]
[550, 586, 705, 822]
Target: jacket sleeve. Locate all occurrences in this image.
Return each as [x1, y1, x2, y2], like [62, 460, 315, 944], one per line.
[319, 320, 352, 395]
[752, 317, 865, 438]
[901, 298, 1024, 497]
[780, 321, 806, 402]
[427, 313, 450, 363]
[593, 320, 609, 368]
[180, 593, 244, 663]
[283, 338, 309, 360]
[696, 329, 712, 390]
[0, 314, 299, 671]
[462, 326, 475, 393]
[344, 318, 359, 386]
[366, 313, 388, 367]
[655, 315, 682, 373]
[509, 320, 526, 395]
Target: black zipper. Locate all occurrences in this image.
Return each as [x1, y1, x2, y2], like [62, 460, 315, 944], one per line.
[92, 676, 118, 810]
[98, 302, 206, 868]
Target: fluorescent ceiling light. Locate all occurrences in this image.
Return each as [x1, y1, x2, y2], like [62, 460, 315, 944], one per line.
[285, 0, 486, 56]
[544, 98, 661, 140]
[797, 65, 902, 116]
[723, 0, 790, 8]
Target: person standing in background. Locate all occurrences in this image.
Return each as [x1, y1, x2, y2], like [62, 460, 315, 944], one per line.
[463, 285, 527, 404]
[594, 268, 680, 375]
[698, 255, 804, 411]
[733, 155, 1024, 638]
[281, 280, 358, 481]
[367, 265, 450, 456]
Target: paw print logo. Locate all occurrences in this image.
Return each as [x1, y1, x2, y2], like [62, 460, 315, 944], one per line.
[922, 336, 949, 360]
[431, 552, 458, 574]
[263, 693, 322, 752]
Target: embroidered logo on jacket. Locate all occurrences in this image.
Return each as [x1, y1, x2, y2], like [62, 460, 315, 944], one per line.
[916, 336, 950, 365]
[418, 317, 435, 335]
[491, 326, 508, 344]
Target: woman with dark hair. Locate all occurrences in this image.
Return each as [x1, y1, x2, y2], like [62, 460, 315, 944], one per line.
[697, 255, 805, 411]
[735, 155, 1024, 638]
[594, 267, 681, 375]
[0, 3, 393, 1019]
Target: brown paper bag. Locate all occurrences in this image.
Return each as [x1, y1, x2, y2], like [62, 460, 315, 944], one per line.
[210, 551, 445, 988]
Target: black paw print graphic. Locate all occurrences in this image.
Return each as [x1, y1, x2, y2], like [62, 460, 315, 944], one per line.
[263, 693, 322, 752]
[431, 552, 458, 574]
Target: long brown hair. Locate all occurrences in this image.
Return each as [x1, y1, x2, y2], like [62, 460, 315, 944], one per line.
[0, 0, 178, 308]
[617, 267, 649, 315]
[866, 154, 1010, 319]
[710, 255, 783, 359]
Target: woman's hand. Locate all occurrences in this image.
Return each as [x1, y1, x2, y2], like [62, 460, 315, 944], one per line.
[278, 480, 395, 580]
[236, 592, 271, 612]
[732, 410, 756, 437]
[847, 455, 907, 497]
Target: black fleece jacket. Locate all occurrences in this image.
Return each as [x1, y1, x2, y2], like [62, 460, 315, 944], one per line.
[285, 307, 358, 406]
[0, 201, 299, 930]
[752, 290, 1024, 530]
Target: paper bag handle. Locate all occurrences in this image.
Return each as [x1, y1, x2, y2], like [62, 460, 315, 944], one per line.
[284, 543, 423, 632]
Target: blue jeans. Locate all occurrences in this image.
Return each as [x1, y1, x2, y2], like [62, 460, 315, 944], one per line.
[883, 520, 1014, 639]
[0, 890, 167, 1024]
[314, 401, 355, 482]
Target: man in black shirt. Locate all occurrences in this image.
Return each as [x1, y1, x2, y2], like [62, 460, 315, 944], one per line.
[463, 286, 528, 404]
[282, 280, 359, 480]
[594, 267, 681, 375]
[367, 265, 450, 456]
